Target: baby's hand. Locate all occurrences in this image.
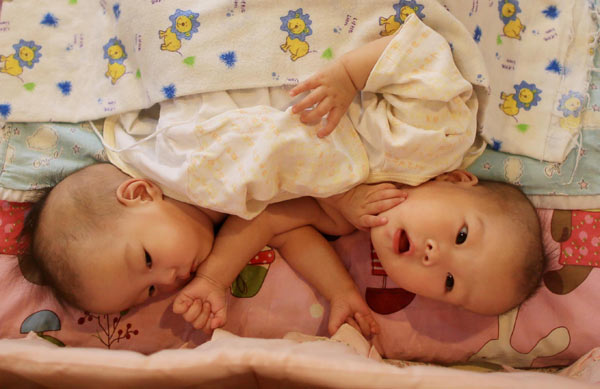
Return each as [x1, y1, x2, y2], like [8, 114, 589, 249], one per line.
[289, 60, 357, 138]
[328, 287, 380, 338]
[172, 273, 228, 333]
[335, 183, 407, 231]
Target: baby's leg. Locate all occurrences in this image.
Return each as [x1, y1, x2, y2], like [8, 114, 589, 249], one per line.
[269, 226, 379, 337]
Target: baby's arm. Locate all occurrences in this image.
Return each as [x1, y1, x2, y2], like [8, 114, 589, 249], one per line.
[173, 197, 354, 332]
[173, 187, 406, 332]
[290, 34, 394, 137]
[270, 226, 379, 336]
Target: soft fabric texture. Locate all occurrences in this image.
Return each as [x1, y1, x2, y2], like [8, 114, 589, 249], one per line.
[2, 0, 593, 164]
[1, 331, 597, 388]
[102, 16, 483, 218]
[443, 0, 595, 162]
[468, 46, 600, 209]
[1, 200, 600, 369]
[0, 0, 487, 123]
[0, 121, 106, 201]
[1, 0, 599, 385]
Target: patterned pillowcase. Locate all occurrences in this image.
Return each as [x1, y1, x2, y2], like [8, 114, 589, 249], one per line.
[0, 122, 105, 200]
[468, 58, 600, 209]
[1, 199, 599, 368]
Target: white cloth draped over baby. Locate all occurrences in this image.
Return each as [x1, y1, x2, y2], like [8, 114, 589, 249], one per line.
[103, 16, 486, 219]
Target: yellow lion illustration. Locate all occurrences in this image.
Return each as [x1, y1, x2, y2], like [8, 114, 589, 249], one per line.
[558, 91, 585, 132]
[379, 1, 425, 37]
[499, 81, 542, 119]
[499, 92, 519, 117]
[499, 0, 525, 40]
[0, 55, 22, 77]
[503, 18, 525, 40]
[103, 38, 127, 85]
[159, 28, 181, 52]
[1, 40, 42, 79]
[398, 5, 418, 21]
[280, 37, 309, 62]
[379, 15, 401, 37]
[280, 9, 312, 61]
[159, 10, 200, 53]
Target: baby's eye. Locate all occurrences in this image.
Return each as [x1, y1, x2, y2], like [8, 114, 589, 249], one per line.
[455, 226, 468, 245]
[445, 273, 454, 292]
[145, 250, 153, 269]
[148, 285, 156, 297]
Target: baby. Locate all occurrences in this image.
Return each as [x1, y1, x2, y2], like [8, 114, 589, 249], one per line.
[19, 163, 382, 336]
[174, 170, 546, 332]
[99, 14, 487, 220]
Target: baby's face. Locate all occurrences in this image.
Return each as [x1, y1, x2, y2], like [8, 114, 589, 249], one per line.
[370, 178, 522, 315]
[75, 192, 214, 314]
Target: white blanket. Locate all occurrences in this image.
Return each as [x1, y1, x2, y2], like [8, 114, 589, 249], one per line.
[0, 0, 595, 163]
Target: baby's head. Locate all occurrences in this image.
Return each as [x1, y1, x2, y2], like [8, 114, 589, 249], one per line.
[370, 170, 546, 315]
[19, 164, 215, 314]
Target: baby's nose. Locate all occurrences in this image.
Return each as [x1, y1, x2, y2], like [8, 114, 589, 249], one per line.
[164, 269, 177, 284]
[173, 264, 192, 280]
[422, 239, 438, 266]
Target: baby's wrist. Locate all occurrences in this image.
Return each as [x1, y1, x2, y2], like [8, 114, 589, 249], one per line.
[328, 282, 360, 302]
[338, 55, 359, 93]
[195, 272, 229, 291]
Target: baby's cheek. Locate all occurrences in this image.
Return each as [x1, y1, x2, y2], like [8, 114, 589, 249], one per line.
[164, 278, 188, 293]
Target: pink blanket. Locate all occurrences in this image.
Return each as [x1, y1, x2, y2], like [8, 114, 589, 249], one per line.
[1, 201, 599, 369]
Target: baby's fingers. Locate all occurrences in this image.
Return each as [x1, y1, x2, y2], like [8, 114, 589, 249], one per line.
[289, 77, 320, 97]
[300, 99, 332, 125]
[367, 187, 408, 202]
[317, 107, 344, 138]
[354, 312, 380, 338]
[182, 299, 204, 323]
[292, 88, 326, 114]
[364, 197, 406, 217]
[172, 293, 193, 314]
[210, 306, 228, 330]
[192, 302, 212, 332]
[358, 214, 389, 229]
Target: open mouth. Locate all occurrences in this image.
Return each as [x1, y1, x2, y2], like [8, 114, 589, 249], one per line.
[393, 229, 410, 255]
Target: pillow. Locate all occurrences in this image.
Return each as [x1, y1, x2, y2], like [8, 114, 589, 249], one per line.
[1, 198, 599, 368]
[0, 121, 105, 202]
[468, 39, 600, 210]
[0, 198, 324, 353]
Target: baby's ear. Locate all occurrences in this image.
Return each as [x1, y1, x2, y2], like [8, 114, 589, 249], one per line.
[434, 170, 478, 186]
[116, 179, 163, 206]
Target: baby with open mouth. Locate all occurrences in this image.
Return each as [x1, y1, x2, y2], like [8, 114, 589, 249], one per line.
[175, 169, 547, 332]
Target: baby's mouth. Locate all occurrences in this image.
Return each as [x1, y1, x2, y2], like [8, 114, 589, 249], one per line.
[393, 229, 410, 255]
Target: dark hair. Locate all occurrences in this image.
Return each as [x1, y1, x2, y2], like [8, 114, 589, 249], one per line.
[18, 187, 82, 307]
[478, 180, 548, 310]
[18, 164, 126, 309]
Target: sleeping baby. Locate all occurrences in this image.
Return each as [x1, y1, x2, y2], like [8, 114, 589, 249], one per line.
[19, 15, 545, 337]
